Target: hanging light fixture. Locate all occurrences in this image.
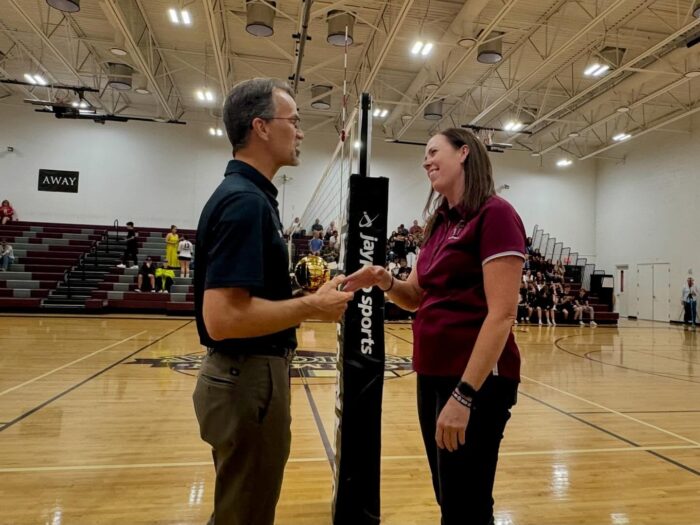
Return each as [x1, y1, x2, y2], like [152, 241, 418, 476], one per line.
[46, 0, 80, 13]
[110, 33, 128, 57]
[424, 99, 443, 120]
[133, 73, 150, 95]
[693, 1, 700, 18]
[477, 31, 503, 64]
[310, 85, 332, 110]
[327, 10, 355, 46]
[246, 0, 276, 37]
[106, 62, 133, 91]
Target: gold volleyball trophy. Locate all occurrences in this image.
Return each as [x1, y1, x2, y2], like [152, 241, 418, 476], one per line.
[294, 255, 330, 292]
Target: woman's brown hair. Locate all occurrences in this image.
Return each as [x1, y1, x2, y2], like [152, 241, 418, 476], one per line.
[422, 128, 495, 241]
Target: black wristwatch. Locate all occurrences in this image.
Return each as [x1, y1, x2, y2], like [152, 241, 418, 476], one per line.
[456, 381, 478, 399]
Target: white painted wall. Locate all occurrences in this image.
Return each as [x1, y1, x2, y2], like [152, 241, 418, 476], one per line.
[368, 138, 597, 258]
[0, 102, 596, 258]
[595, 114, 700, 318]
[0, 102, 338, 230]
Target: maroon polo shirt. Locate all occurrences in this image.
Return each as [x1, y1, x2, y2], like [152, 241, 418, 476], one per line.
[413, 195, 526, 381]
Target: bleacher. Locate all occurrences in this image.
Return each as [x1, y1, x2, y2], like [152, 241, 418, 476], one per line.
[0, 221, 196, 314]
[0, 221, 106, 310]
[84, 227, 196, 315]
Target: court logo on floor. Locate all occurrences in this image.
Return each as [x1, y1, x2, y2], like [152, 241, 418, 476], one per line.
[128, 350, 413, 378]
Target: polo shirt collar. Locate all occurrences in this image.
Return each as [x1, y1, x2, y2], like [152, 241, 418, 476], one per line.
[436, 199, 469, 222]
[225, 159, 279, 201]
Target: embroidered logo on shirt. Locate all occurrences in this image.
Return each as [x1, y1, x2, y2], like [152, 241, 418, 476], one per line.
[448, 220, 467, 239]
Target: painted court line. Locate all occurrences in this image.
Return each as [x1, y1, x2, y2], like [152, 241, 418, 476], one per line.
[0, 331, 147, 398]
[522, 374, 700, 447]
[2, 445, 698, 474]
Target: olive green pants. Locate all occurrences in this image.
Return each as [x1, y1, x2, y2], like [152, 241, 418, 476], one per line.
[193, 351, 292, 525]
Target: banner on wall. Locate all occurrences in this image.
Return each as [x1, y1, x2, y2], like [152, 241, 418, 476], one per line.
[38, 169, 79, 193]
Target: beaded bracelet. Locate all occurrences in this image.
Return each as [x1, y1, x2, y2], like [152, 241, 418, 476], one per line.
[451, 389, 475, 410]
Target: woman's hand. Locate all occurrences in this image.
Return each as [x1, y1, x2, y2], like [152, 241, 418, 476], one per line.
[436, 396, 470, 452]
[342, 265, 390, 293]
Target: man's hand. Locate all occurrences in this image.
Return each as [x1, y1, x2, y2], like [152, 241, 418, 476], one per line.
[306, 275, 355, 321]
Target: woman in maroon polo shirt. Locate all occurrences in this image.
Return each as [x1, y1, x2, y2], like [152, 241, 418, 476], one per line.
[344, 128, 526, 525]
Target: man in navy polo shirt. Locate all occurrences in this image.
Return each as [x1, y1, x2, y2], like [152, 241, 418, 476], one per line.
[192, 78, 354, 525]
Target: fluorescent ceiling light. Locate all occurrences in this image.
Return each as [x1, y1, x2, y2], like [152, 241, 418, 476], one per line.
[205, 91, 214, 102]
[556, 158, 572, 167]
[504, 121, 523, 132]
[24, 73, 37, 84]
[110, 46, 127, 57]
[612, 133, 631, 142]
[169, 8, 179, 24]
[411, 41, 424, 55]
[616, 106, 630, 113]
[373, 108, 381, 117]
[209, 127, 216, 136]
[354, 141, 361, 149]
[421, 42, 433, 56]
[593, 64, 610, 77]
[584, 63, 601, 76]
[216, 128, 223, 137]
[569, 132, 580, 138]
[380, 109, 388, 118]
[33, 74, 48, 85]
[181, 10, 191, 25]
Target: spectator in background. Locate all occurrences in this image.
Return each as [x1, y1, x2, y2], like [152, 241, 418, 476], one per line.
[155, 262, 175, 293]
[559, 286, 576, 323]
[682, 277, 699, 326]
[406, 234, 418, 268]
[135, 256, 156, 292]
[285, 217, 302, 238]
[328, 230, 338, 250]
[574, 288, 597, 327]
[409, 219, 423, 236]
[309, 230, 323, 255]
[165, 225, 179, 269]
[0, 200, 15, 225]
[0, 240, 14, 271]
[397, 223, 409, 236]
[178, 234, 193, 278]
[324, 221, 336, 240]
[311, 218, 324, 234]
[117, 221, 138, 269]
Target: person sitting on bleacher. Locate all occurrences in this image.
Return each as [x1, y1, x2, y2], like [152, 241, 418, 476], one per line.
[155, 262, 176, 293]
[136, 256, 156, 292]
[0, 240, 14, 271]
[117, 221, 138, 269]
[559, 286, 576, 323]
[311, 218, 324, 234]
[0, 200, 15, 225]
[574, 288, 597, 327]
[308, 231, 323, 255]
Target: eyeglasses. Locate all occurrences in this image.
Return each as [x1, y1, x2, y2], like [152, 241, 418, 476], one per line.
[263, 116, 302, 129]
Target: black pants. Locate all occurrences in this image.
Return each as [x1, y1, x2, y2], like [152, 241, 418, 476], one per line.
[155, 275, 173, 292]
[122, 246, 138, 266]
[417, 373, 518, 525]
[684, 300, 697, 324]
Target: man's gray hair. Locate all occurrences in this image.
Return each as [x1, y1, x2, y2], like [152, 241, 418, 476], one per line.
[223, 78, 294, 154]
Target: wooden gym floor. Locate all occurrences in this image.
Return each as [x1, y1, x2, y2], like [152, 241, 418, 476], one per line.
[0, 315, 698, 525]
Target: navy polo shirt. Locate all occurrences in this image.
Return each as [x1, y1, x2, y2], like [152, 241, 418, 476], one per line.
[194, 160, 296, 351]
[413, 196, 526, 381]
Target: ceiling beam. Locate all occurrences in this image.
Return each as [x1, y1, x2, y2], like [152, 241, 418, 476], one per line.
[537, 74, 694, 156]
[579, 101, 700, 161]
[202, 0, 233, 99]
[394, 0, 519, 140]
[102, 0, 182, 120]
[526, 16, 700, 133]
[469, 0, 628, 125]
